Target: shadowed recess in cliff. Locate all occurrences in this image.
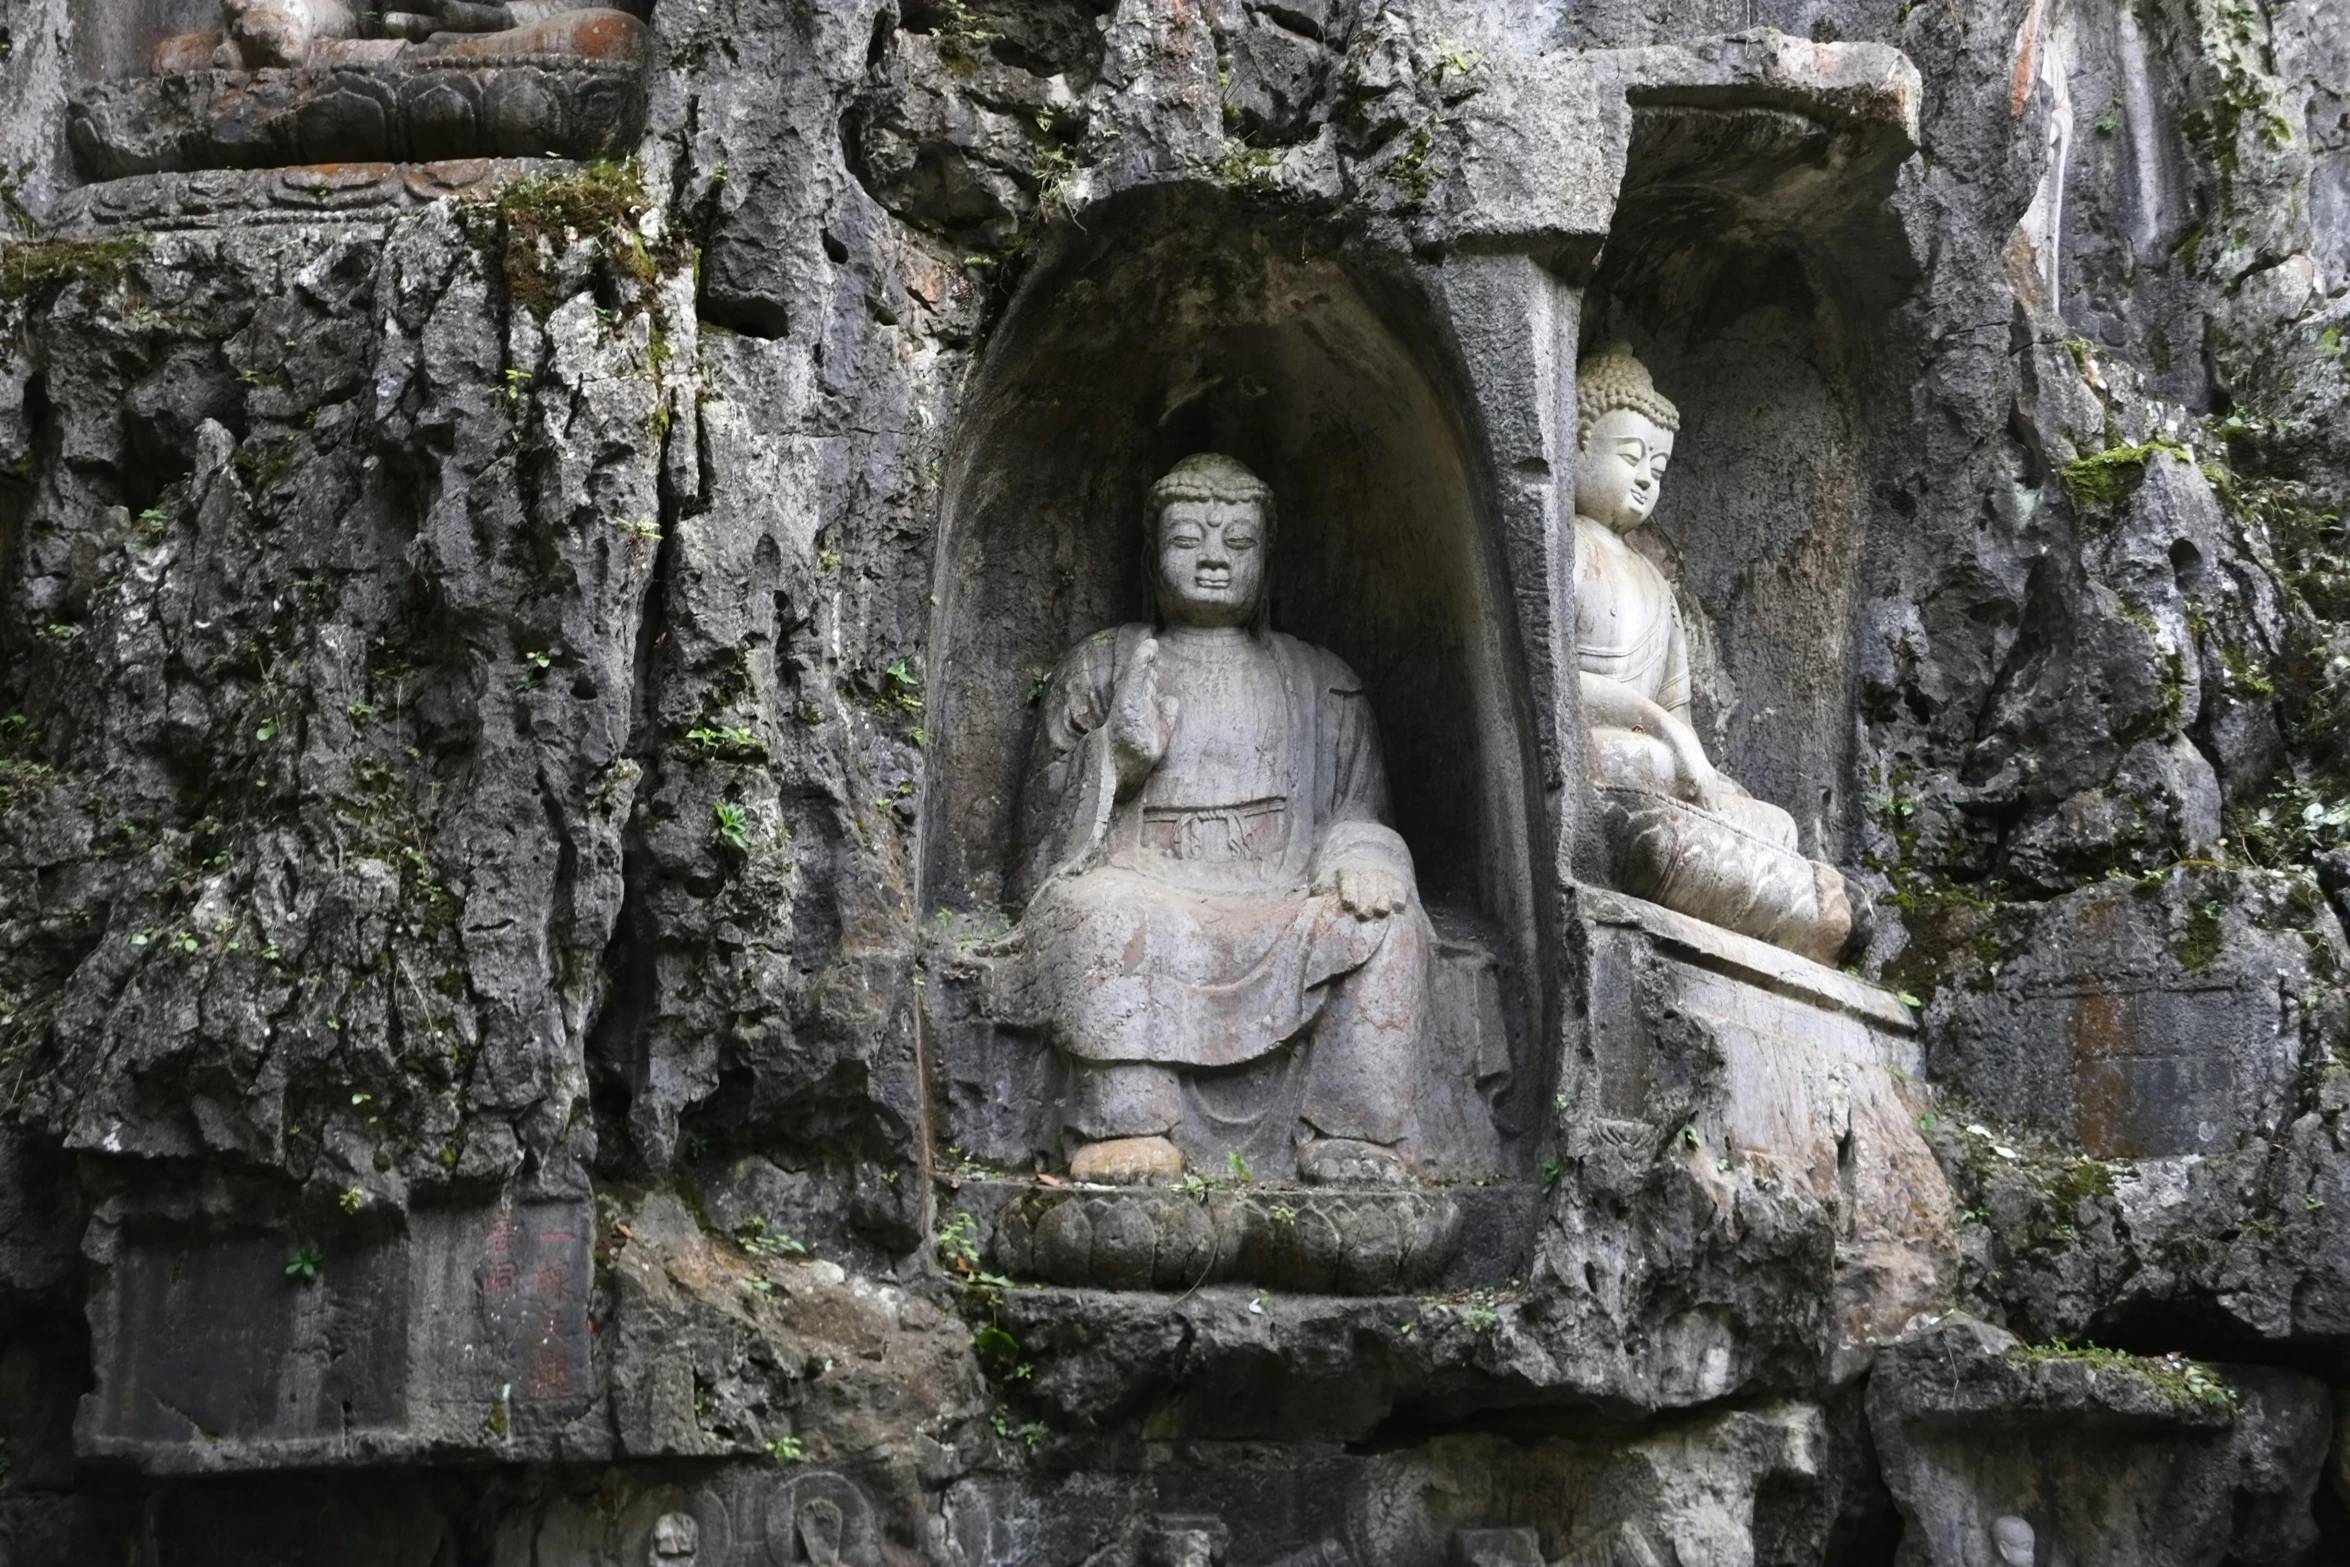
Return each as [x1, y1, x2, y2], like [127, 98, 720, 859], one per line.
[1582, 97, 1922, 869]
[920, 188, 1553, 1127]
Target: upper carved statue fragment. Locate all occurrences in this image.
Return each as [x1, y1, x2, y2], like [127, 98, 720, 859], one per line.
[1574, 344, 1859, 964]
[156, 0, 652, 72]
[66, 0, 652, 181]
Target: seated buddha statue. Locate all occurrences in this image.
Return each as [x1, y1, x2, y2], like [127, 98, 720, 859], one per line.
[1574, 344, 1856, 964]
[998, 455, 1435, 1186]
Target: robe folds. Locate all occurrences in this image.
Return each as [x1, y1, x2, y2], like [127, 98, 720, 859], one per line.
[999, 624, 1425, 1074]
[1574, 517, 1852, 963]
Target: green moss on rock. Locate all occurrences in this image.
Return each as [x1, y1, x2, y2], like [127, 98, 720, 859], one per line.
[2060, 440, 2190, 515]
[0, 234, 148, 300]
[493, 159, 674, 318]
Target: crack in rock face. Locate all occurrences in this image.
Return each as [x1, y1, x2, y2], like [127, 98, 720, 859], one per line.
[1, 0, 2349, 1561]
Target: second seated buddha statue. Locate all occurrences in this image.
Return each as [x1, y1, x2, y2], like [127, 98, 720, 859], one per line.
[1573, 344, 1858, 964]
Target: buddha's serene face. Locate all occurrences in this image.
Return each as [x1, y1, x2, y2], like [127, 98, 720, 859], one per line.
[1155, 495, 1266, 628]
[1991, 1518, 2035, 1567]
[1575, 406, 1675, 533]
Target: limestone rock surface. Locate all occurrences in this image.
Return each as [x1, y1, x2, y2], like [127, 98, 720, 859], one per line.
[1, 0, 2348, 1561]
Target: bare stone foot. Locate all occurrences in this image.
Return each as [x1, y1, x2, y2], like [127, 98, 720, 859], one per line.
[1068, 1135, 1182, 1185]
[1297, 1138, 1407, 1186]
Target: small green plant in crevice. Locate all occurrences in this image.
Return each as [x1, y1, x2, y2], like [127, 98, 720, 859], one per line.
[285, 1242, 323, 1284]
[990, 1407, 1050, 1447]
[684, 723, 764, 760]
[930, 0, 1001, 75]
[734, 1215, 808, 1260]
[972, 1321, 1023, 1378]
[711, 799, 751, 853]
[1387, 118, 1442, 208]
[2042, 1156, 2116, 1208]
[1215, 141, 1282, 196]
[2172, 896, 2225, 972]
[1029, 111, 1080, 215]
[0, 757, 52, 813]
[500, 368, 533, 405]
[878, 660, 924, 716]
[1225, 1149, 1253, 1184]
[1430, 36, 1488, 85]
[2232, 783, 2350, 871]
[936, 1211, 984, 1273]
[765, 1435, 804, 1461]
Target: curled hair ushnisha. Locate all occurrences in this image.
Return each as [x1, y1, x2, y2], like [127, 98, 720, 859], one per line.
[1147, 452, 1275, 528]
[1575, 342, 1681, 445]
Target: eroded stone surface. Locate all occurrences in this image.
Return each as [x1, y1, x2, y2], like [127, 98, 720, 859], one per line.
[3, 0, 2350, 1560]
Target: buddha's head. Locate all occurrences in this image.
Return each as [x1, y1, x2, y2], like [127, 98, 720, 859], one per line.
[1574, 344, 1680, 534]
[1990, 1515, 2036, 1567]
[1148, 454, 1272, 630]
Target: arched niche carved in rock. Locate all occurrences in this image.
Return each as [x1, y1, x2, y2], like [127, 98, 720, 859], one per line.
[922, 191, 1550, 1179]
[1581, 99, 1921, 871]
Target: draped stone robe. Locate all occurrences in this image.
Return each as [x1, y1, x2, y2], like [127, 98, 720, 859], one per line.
[1575, 516, 1851, 960]
[1001, 624, 1422, 1080]
[1576, 516, 1694, 722]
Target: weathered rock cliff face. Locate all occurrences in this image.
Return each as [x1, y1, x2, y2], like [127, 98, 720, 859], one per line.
[1, 0, 2346, 1562]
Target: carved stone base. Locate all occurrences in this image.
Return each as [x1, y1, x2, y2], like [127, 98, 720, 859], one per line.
[949, 1179, 1536, 1294]
[68, 54, 645, 183]
[1577, 886, 1950, 1366]
[48, 157, 563, 233]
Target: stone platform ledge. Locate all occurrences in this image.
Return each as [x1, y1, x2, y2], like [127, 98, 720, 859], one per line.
[948, 1178, 1537, 1294]
[1579, 884, 1919, 1058]
[44, 158, 572, 233]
